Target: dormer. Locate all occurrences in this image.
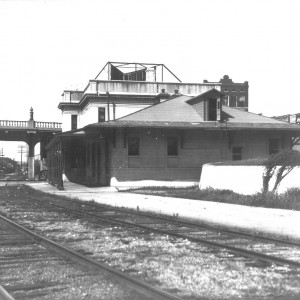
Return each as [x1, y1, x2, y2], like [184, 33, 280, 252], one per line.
[186, 89, 225, 121]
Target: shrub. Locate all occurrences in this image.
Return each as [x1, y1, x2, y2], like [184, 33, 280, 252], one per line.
[262, 150, 300, 194]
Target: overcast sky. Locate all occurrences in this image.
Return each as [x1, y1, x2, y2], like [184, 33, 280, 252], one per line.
[1, 0, 300, 160]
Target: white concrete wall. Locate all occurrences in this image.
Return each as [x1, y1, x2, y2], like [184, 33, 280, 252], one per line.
[87, 81, 221, 96]
[77, 104, 150, 129]
[61, 112, 73, 132]
[61, 104, 150, 132]
[200, 164, 300, 195]
[114, 104, 149, 119]
[110, 177, 197, 189]
[79, 106, 97, 128]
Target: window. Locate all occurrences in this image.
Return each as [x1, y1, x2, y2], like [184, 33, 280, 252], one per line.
[223, 95, 229, 106]
[128, 138, 140, 156]
[232, 146, 243, 161]
[98, 107, 105, 122]
[237, 95, 246, 108]
[167, 137, 178, 156]
[269, 139, 280, 155]
[230, 95, 237, 107]
[86, 143, 90, 168]
[71, 115, 78, 130]
[208, 98, 217, 121]
[70, 150, 78, 168]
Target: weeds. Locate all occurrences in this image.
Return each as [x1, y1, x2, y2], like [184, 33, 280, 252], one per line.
[125, 187, 300, 211]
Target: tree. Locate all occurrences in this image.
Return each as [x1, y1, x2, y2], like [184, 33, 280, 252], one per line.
[262, 149, 300, 194]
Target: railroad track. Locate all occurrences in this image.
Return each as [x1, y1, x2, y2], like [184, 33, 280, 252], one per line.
[0, 214, 185, 300]
[2, 185, 300, 299]
[18, 191, 300, 268]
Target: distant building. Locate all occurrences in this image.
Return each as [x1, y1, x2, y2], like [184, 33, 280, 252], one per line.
[272, 113, 300, 124]
[203, 75, 249, 111]
[272, 113, 300, 150]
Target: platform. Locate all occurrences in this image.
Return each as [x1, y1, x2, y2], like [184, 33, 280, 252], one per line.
[3, 181, 300, 242]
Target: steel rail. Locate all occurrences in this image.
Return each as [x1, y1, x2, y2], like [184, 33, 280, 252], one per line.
[0, 214, 185, 300]
[27, 196, 300, 268]
[0, 285, 15, 300]
[45, 193, 300, 248]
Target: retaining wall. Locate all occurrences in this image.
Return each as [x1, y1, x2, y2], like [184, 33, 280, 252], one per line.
[199, 164, 300, 195]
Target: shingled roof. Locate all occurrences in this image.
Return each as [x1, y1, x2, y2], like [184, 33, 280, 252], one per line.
[86, 93, 300, 132]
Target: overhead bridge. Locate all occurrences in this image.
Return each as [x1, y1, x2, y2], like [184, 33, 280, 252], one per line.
[0, 108, 61, 180]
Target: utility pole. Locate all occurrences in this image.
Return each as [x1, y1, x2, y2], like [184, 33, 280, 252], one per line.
[0, 148, 4, 170]
[17, 145, 26, 170]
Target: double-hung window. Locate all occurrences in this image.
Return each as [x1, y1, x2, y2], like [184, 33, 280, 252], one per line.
[128, 137, 140, 156]
[167, 137, 178, 156]
[232, 146, 243, 161]
[98, 107, 105, 122]
[71, 115, 78, 130]
[269, 139, 280, 155]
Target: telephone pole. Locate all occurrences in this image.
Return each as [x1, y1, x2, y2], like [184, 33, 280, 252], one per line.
[0, 148, 4, 170]
[17, 145, 26, 170]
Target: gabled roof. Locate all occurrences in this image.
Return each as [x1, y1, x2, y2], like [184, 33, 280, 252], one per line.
[222, 106, 285, 124]
[186, 88, 225, 104]
[119, 95, 204, 122]
[85, 91, 300, 132]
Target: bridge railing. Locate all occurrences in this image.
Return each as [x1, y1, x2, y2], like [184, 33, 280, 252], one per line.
[0, 120, 62, 130]
[35, 122, 62, 129]
[0, 120, 28, 127]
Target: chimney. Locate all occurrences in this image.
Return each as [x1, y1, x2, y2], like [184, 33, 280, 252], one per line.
[156, 88, 170, 103]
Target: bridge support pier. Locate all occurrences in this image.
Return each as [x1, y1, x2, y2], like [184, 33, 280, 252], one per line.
[28, 157, 35, 181]
[28, 138, 35, 181]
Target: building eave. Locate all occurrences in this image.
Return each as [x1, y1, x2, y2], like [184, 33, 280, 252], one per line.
[85, 121, 300, 133]
[58, 93, 159, 112]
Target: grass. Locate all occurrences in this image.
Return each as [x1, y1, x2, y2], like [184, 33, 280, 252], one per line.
[0, 172, 27, 180]
[211, 157, 268, 166]
[124, 186, 300, 211]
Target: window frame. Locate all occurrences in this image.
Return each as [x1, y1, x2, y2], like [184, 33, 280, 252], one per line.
[71, 114, 78, 130]
[232, 146, 243, 161]
[269, 138, 280, 155]
[128, 137, 140, 157]
[86, 143, 91, 168]
[98, 107, 105, 123]
[167, 136, 179, 156]
[207, 98, 218, 121]
[230, 95, 237, 107]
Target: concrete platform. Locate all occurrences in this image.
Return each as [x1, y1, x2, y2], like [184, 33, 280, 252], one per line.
[3, 181, 300, 242]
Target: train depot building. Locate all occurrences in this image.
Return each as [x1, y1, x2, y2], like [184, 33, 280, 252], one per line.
[46, 62, 300, 188]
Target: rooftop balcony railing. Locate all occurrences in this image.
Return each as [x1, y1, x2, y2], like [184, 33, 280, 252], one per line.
[61, 80, 222, 102]
[86, 80, 221, 96]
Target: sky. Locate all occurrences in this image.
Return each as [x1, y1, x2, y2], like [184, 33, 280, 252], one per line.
[0, 0, 300, 160]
